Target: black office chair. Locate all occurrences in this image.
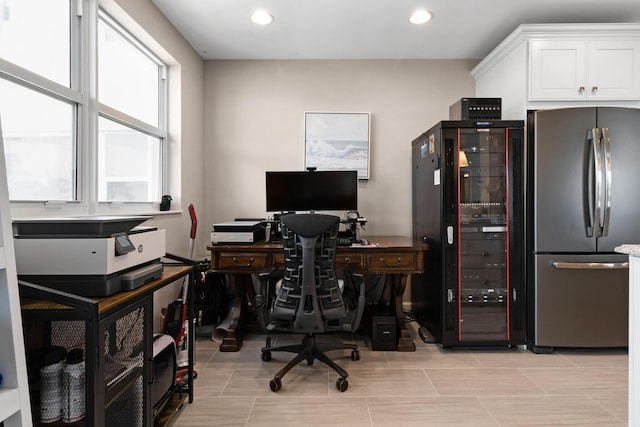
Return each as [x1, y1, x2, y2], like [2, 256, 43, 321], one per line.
[260, 213, 364, 392]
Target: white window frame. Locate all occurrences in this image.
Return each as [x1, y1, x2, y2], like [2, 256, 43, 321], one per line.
[97, 11, 168, 206]
[1, 0, 170, 217]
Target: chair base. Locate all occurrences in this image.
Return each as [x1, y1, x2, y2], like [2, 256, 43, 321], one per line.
[261, 333, 360, 392]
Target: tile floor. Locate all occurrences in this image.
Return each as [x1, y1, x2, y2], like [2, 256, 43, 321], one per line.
[169, 322, 628, 426]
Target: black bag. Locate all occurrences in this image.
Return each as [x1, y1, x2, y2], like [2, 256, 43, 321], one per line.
[193, 264, 230, 326]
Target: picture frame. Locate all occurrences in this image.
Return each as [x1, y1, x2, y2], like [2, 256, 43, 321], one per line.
[304, 112, 370, 180]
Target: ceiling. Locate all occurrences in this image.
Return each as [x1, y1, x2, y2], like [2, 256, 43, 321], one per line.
[152, 0, 640, 60]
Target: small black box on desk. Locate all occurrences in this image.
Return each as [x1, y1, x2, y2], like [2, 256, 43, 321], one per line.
[371, 315, 397, 351]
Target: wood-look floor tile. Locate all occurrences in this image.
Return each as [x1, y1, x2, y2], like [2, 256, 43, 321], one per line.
[367, 396, 497, 426]
[171, 322, 630, 427]
[590, 395, 629, 423]
[555, 348, 628, 368]
[194, 344, 217, 366]
[480, 395, 625, 426]
[221, 368, 331, 397]
[246, 397, 371, 427]
[169, 397, 254, 426]
[426, 368, 545, 396]
[468, 347, 577, 369]
[206, 345, 272, 370]
[191, 368, 232, 397]
[328, 368, 436, 397]
[386, 346, 483, 369]
[521, 367, 627, 396]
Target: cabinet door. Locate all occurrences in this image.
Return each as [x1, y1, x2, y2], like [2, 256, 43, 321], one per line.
[587, 40, 640, 100]
[529, 40, 587, 101]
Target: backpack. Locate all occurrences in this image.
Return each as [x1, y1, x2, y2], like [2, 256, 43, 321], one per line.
[193, 263, 230, 326]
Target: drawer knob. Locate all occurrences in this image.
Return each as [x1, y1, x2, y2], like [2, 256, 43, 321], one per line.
[379, 257, 401, 267]
[232, 256, 254, 267]
[343, 256, 351, 264]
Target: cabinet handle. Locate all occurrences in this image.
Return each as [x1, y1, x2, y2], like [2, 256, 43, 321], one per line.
[578, 86, 585, 93]
[592, 86, 598, 93]
[379, 257, 401, 267]
[232, 256, 254, 267]
[343, 256, 351, 264]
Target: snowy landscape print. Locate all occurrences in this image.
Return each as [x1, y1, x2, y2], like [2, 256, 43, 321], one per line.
[305, 113, 370, 179]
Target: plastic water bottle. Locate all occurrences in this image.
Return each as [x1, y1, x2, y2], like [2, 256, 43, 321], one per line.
[62, 348, 86, 423]
[40, 346, 67, 424]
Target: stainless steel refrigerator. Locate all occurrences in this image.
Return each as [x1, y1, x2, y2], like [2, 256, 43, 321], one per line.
[527, 107, 640, 353]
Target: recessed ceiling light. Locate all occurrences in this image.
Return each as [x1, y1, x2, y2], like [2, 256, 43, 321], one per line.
[409, 10, 433, 25]
[250, 10, 274, 25]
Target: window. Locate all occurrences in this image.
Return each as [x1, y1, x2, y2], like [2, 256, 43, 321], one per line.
[0, 0, 70, 87]
[0, 0, 76, 202]
[0, 79, 76, 201]
[98, 117, 161, 202]
[0, 0, 167, 208]
[98, 14, 166, 203]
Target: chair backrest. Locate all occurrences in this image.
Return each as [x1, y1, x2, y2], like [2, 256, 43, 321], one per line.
[270, 213, 347, 334]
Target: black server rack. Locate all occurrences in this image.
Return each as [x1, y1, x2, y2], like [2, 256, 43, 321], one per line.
[411, 120, 525, 347]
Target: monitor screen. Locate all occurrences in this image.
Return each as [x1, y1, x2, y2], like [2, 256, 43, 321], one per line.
[265, 170, 358, 212]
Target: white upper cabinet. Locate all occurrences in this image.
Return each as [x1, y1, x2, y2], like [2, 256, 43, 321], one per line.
[530, 39, 640, 101]
[473, 24, 640, 119]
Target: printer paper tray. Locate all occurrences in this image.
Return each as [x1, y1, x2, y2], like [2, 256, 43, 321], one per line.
[19, 261, 163, 297]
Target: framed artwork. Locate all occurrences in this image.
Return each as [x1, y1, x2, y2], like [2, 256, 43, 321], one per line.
[304, 112, 370, 180]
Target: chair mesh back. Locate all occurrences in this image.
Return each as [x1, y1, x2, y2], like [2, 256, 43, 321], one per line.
[270, 214, 347, 333]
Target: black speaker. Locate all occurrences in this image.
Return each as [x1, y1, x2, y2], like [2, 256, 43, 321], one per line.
[371, 316, 397, 351]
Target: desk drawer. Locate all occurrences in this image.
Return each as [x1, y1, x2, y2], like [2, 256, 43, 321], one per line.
[366, 252, 418, 273]
[272, 252, 285, 267]
[270, 253, 364, 271]
[216, 252, 269, 271]
[336, 253, 364, 271]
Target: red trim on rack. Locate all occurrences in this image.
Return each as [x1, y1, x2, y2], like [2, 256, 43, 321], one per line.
[457, 128, 462, 343]
[505, 128, 511, 341]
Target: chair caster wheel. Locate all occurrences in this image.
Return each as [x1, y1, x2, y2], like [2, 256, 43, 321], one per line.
[336, 377, 348, 392]
[261, 351, 272, 361]
[270, 377, 282, 392]
[351, 349, 360, 361]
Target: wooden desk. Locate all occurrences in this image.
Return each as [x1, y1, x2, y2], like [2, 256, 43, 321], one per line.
[207, 236, 428, 352]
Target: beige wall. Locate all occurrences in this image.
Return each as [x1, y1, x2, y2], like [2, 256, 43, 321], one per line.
[203, 59, 478, 237]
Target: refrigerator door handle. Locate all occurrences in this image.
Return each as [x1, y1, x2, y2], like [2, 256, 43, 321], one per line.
[601, 127, 611, 237]
[588, 128, 603, 237]
[551, 261, 629, 270]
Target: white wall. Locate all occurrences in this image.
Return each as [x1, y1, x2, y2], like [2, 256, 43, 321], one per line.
[203, 59, 478, 238]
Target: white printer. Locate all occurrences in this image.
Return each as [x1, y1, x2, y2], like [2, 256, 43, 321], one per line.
[13, 216, 166, 296]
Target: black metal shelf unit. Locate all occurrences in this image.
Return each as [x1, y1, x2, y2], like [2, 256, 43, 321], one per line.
[18, 256, 194, 427]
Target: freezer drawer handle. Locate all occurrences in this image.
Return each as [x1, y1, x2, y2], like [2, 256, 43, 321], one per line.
[551, 261, 629, 270]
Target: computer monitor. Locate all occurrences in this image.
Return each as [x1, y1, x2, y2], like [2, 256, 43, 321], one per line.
[265, 170, 358, 212]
